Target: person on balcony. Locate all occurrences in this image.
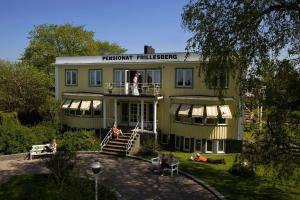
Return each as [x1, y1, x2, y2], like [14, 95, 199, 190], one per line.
[132, 72, 140, 96]
[112, 122, 124, 138]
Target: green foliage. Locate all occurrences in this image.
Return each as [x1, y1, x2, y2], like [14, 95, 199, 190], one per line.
[22, 24, 126, 74]
[0, 111, 19, 125]
[59, 130, 100, 152]
[0, 60, 51, 114]
[136, 136, 160, 157]
[0, 118, 57, 154]
[45, 151, 76, 188]
[0, 174, 117, 200]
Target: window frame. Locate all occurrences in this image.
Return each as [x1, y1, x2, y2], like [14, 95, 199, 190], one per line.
[65, 69, 78, 86]
[145, 69, 161, 86]
[175, 136, 180, 150]
[113, 69, 126, 86]
[89, 69, 102, 87]
[175, 68, 193, 88]
[217, 139, 225, 153]
[184, 137, 191, 151]
[208, 70, 229, 89]
[194, 139, 202, 152]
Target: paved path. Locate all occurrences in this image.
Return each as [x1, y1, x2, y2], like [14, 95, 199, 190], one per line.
[0, 154, 217, 200]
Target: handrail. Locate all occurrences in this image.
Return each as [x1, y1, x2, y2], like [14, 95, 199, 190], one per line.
[104, 83, 161, 96]
[125, 121, 139, 156]
[100, 129, 113, 152]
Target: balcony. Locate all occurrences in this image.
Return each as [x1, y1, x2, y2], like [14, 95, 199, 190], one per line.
[104, 83, 161, 96]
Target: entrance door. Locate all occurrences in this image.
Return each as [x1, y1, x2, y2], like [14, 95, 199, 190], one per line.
[129, 103, 139, 126]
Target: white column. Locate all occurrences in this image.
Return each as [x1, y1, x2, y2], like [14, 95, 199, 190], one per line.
[103, 99, 106, 128]
[141, 99, 144, 132]
[54, 65, 59, 100]
[114, 98, 117, 126]
[153, 100, 157, 134]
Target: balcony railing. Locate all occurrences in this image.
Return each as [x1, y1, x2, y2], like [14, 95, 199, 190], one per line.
[104, 83, 161, 96]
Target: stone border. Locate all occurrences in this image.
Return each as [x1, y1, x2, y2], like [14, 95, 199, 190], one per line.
[128, 155, 226, 200]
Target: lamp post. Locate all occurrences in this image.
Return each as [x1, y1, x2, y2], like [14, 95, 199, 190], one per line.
[91, 161, 103, 200]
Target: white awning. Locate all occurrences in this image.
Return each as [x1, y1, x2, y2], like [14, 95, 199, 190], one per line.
[206, 105, 218, 118]
[192, 105, 204, 117]
[93, 100, 102, 111]
[169, 104, 180, 115]
[219, 105, 232, 118]
[178, 104, 191, 116]
[62, 99, 72, 109]
[80, 101, 91, 111]
[69, 100, 81, 110]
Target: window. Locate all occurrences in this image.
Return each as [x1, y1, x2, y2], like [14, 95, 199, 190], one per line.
[175, 136, 180, 149]
[194, 117, 203, 124]
[89, 69, 102, 86]
[206, 140, 213, 153]
[218, 117, 226, 124]
[65, 70, 77, 86]
[113, 69, 125, 85]
[146, 69, 161, 85]
[217, 140, 225, 153]
[161, 134, 168, 144]
[195, 139, 202, 152]
[209, 70, 228, 88]
[176, 69, 193, 87]
[184, 138, 190, 151]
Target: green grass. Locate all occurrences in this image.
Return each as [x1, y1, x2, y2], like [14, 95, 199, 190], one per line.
[164, 151, 300, 200]
[0, 174, 116, 200]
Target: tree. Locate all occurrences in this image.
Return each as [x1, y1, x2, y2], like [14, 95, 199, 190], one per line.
[0, 60, 50, 114]
[182, 0, 300, 181]
[22, 24, 126, 74]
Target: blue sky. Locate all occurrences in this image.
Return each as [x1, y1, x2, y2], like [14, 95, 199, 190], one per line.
[0, 0, 192, 61]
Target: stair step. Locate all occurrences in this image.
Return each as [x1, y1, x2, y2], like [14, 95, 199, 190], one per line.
[101, 151, 126, 156]
[106, 144, 126, 149]
[102, 147, 127, 153]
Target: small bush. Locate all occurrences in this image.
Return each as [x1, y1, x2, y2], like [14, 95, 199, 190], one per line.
[229, 163, 255, 177]
[59, 130, 100, 152]
[137, 136, 160, 157]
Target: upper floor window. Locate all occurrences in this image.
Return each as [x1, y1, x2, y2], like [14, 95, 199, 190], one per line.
[65, 70, 77, 86]
[176, 69, 193, 87]
[209, 70, 228, 88]
[89, 69, 102, 86]
[146, 69, 161, 85]
[113, 69, 125, 85]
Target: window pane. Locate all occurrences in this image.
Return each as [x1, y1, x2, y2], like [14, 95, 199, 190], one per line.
[175, 136, 180, 148]
[71, 71, 77, 85]
[154, 70, 160, 84]
[66, 71, 71, 85]
[218, 140, 224, 151]
[96, 70, 101, 85]
[90, 71, 95, 85]
[184, 138, 190, 149]
[207, 140, 212, 151]
[146, 70, 153, 83]
[185, 70, 192, 86]
[177, 70, 183, 86]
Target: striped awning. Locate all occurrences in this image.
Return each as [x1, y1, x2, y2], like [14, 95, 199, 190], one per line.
[192, 105, 204, 117]
[169, 104, 180, 115]
[80, 101, 91, 111]
[62, 99, 71, 109]
[178, 104, 191, 116]
[206, 105, 218, 118]
[93, 100, 102, 111]
[219, 105, 232, 118]
[69, 100, 81, 110]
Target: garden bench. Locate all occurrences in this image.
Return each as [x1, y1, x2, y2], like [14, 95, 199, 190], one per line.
[29, 143, 56, 160]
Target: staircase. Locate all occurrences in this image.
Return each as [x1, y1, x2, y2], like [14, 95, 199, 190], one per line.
[101, 133, 139, 156]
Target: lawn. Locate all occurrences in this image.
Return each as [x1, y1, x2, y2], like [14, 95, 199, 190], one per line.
[0, 174, 116, 200]
[165, 151, 300, 200]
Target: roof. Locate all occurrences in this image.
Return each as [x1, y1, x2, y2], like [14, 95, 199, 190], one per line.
[55, 52, 201, 65]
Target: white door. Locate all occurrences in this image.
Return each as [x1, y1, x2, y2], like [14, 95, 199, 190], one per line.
[129, 103, 139, 126]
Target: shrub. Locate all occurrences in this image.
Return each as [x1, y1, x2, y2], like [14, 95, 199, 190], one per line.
[59, 130, 100, 152]
[30, 125, 57, 144]
[229, 162, 255, 177]
[136, 136, 160, 157]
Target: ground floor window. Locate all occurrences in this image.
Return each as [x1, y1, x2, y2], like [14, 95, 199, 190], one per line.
[206, 140, 213, 153]
[206, 118, 218, 125]
[195, 139, 202, 152]
[217, 139, 225, 153]
[184, 137, 190, 151]
[194, 117, 203, 124]
[175, 136, 180, 149]
[161, 134, 168, 144]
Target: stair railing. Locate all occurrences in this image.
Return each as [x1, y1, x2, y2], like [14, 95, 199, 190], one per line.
[125, 121, 139, 156]
[100, 129, 112, 152]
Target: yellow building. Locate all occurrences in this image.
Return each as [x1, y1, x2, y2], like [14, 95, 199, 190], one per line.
[55, 47, 243, 154]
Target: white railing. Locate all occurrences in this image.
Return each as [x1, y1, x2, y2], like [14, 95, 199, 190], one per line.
[125, 122, 139, 156]
[100, 129, 112, 152]
[104, 83, 161, 96]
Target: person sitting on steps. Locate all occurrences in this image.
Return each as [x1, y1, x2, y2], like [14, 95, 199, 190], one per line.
[111, 122, 124, 138]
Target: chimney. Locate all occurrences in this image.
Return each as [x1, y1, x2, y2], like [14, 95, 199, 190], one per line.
[144, 45, 155, 54]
